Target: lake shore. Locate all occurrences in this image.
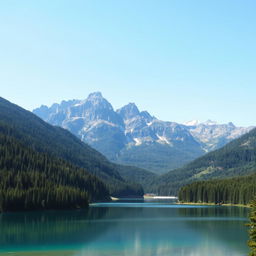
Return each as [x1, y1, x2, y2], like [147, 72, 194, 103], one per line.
[177, 201, 251, 208]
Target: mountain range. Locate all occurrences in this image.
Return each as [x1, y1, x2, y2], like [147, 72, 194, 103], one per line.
[0, 97, 146, 200]
[33, 92, 254, 174]
[1, 94, 256, 210]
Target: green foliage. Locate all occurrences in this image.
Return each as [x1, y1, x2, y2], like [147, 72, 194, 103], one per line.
[248, 199, 256, 256]
[108, 181, 144, 197]
[0, 125, 110, 212]
[115, 165, 157, 193]
[178, 173, 256, 205]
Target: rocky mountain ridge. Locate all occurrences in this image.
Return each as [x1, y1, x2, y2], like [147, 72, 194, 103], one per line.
[33, 92, 254, 174]
[184, 120, 253, 152]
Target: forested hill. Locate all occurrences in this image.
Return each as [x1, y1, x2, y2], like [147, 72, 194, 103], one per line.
[0, 122, 109, 211]
[0, 97, 144, 197]
[178, 173, 256, 205]
[153, 127, 256, 195]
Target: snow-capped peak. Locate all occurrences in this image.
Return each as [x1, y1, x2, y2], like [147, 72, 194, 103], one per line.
[184, 120, 219, 126]
[203, 120, 218, 126]
[184, 120, 201, 126]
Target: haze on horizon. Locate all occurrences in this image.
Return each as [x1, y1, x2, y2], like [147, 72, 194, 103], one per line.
[0, 0, 256, 126]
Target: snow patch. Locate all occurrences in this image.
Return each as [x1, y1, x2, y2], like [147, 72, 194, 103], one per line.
[184, 120, 200, 126]
[157, 134, 170, 144]
[133, 138, 142, 146]
[82, 120, 118, 132]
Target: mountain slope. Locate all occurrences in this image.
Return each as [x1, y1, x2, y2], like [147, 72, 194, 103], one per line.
[115, 165, 157, 193]
[153, 128, 256, 195]
[0, 97, 144, 197]
[0, 121, 110, 212]
[116, 104, 204, 173]
[34, 92, 126, 160]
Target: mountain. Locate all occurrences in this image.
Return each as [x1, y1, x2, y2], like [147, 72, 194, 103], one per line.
[34, 93, 253, 174]
[34, 92, 126, 160]
[0, 97, 144, 198]
[184, 120, 254, 152]
[115, 103, 205, 173]
[34, 92, 242, 174]
[153, 127, 256, 195]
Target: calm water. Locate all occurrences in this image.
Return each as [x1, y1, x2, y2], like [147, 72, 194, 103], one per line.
[0, 199, 250, 256]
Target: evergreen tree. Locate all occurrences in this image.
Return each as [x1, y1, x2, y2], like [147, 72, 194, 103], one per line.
[178, 173, 256, 205]
[248, 199, 256, 256]
[0, 128, 110, 212]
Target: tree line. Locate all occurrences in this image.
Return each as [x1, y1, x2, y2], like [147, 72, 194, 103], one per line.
[178, 173, 256, 205]
[248, 199, 256, 256]
[0, 129, 110, 212]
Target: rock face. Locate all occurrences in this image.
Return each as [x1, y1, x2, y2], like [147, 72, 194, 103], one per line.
[34, 92, 126, 159]
[184, 120, 254, 152]
[33, 92, 254, 174]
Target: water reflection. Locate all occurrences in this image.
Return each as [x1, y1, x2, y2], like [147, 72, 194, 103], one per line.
[0, 201, 250, 256]
[0, 208, 110, 250]
[76, 202, 249, 256]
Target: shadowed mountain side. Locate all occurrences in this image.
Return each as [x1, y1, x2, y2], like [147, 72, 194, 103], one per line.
[114, 165, 157, 193]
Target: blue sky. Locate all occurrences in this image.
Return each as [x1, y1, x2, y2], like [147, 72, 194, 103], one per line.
[0, 0, 256, 126]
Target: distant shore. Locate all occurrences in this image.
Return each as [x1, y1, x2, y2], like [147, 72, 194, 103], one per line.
[177, 202, 251, 208]
[110, 197, 250, 208]
[110, 196, 119, 201]
[144, 195, 178, 199]
[110, 195, 178, 201]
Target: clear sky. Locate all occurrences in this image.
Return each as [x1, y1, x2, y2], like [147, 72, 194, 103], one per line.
[0, 0, 256, 126]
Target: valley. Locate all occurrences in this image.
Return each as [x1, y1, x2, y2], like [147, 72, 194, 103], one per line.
[1, 1, 256, 255]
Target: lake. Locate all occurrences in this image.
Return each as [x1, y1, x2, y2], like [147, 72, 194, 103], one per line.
[0, 199, 250, 256]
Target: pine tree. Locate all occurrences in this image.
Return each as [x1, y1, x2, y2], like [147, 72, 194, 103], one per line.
[248, 199, 256, 256]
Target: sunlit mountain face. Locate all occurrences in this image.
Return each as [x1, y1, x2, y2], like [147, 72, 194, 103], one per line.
[34, 92, 254, 174]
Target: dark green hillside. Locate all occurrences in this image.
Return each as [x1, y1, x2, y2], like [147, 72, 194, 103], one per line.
[153, 128, 256, 195]
[178, 173, 256, 205]
[0, 97, 143, 197]
[116, 165, 157, 192]
[117, 142, 203, 174]
[0, 123, 109, 212]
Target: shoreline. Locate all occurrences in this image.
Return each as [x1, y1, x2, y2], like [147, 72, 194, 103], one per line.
[144, 196, 178, 199]
[110, 196, 178, 201]
[110, 196, 119, 201]
[108, 197, 251, 208]
[177, 202, 251, 208]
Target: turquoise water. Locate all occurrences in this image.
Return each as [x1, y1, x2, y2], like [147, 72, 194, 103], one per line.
[0, 199, 250, 256]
